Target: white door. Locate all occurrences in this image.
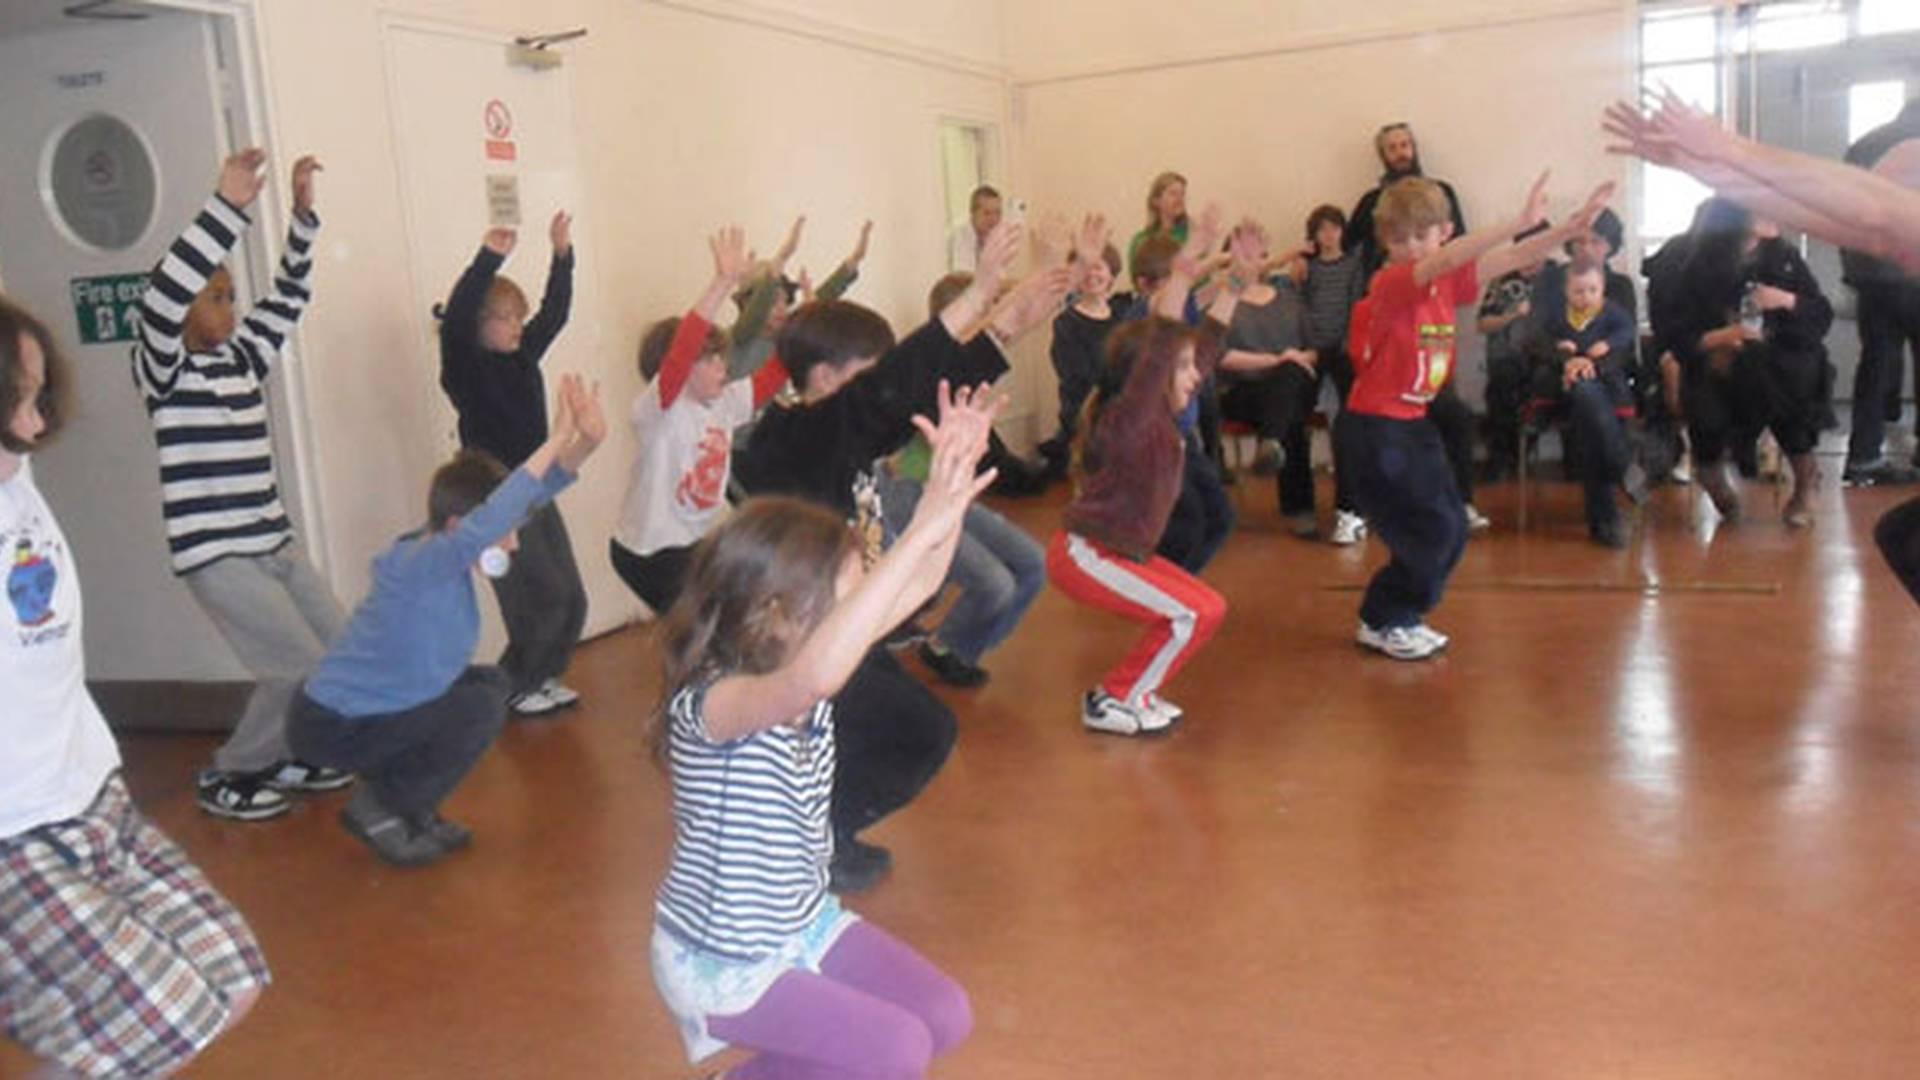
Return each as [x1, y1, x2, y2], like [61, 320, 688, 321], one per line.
[0, 10, 267, 681]
[382, 21, 629, 646]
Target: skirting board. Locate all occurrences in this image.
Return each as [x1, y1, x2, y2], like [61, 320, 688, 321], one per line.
[89, 681, 250, 735]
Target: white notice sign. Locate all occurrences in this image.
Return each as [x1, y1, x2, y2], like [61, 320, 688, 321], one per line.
[485, 174, 521, 226]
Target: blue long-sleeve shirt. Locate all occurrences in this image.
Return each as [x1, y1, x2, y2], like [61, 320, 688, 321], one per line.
[304, 465, 573, 717]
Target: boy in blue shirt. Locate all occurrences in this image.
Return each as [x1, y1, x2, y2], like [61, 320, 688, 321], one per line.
[289, 375, 605, 866]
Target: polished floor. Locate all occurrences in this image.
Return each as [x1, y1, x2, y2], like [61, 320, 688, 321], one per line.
[22, 465, 1920, 1078]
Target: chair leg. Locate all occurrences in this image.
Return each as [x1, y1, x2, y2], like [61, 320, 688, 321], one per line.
[1517, 424, 1530, 531]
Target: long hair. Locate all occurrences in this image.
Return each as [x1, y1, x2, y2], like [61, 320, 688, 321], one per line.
[0, 294, 69, 453]
[1071, 316, 1190, 480]
[646, 497, 857, 760]
[1679, 196, 1756, 313]
[1144, 171, 1189, 234]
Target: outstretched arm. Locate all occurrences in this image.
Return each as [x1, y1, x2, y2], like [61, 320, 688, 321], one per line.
[658, 226, 752, 408]
[133, 148, 267, 399]
[701, 383, 1000, 741]
[521, 210, 576, 362]
[1478, 181, 1616, 283]
[230, 154, 325, 380]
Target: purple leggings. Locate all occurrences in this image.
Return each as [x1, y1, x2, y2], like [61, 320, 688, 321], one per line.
[708, 921, 972, 1079]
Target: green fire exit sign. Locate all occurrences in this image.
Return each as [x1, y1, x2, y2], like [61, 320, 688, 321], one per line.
[70, 273, 147, 344]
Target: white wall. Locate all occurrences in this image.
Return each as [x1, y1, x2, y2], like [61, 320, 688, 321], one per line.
[1005, 0, 1638, 414]
[244, 0, 1009, 655]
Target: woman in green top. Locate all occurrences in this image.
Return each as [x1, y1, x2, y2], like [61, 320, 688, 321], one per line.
[1128, 171, 1191, 279]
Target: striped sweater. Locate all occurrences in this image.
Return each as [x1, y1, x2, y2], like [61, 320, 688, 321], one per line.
[132, 194, 317, 574]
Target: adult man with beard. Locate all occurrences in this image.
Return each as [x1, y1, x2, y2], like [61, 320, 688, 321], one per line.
[1347, 123, 1470, 276]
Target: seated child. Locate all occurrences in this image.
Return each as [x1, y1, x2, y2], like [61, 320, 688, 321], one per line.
[289, 375, 605, 867]
[3, 295, 270, 1075]
[611, 227, 787, 615]
[1297, 205, 1370, 545]
[1533, 260, 1639, 547]
[1476, 221, 1551, 478]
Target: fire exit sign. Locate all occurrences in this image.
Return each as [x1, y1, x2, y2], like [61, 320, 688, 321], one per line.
[70, 273, 147, 344]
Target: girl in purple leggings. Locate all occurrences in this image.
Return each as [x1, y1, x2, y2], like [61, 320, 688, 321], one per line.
[646, 382, 997, 1079]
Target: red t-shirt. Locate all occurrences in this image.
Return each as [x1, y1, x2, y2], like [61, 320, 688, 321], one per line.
[1347, 261, 1479, 420]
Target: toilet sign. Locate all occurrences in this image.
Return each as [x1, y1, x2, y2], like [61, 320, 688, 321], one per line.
[485, 174, 521, 226]
[69, 272, 146, 344]
[483, 97, 516, 161]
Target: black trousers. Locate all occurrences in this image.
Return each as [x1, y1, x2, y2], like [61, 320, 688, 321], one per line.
[1156, 437, 1234, 573]
[288, 667, 510, 821]
[1484, 348, 1533, 470]
[490, 502, 588, 697]
[1336, 412, 1468, 629]
[1220, 363, 1319, 514]
[1287, 346, 1359, 514]
[1428, 386, 1477, 505]
[1875, 495, 1920, 609]
[609, 538, 693, 617]
[1685, 344, 1825, 465]
[1847, 281, 1920, 466]
[1531, 371, 1632, 529]
[830, 649, 957, 842]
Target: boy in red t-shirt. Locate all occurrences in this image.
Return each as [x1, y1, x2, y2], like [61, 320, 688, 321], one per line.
[1339, 173, 1614, 660]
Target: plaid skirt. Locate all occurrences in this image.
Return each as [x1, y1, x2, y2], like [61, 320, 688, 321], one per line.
[0, 773, 270, 1076]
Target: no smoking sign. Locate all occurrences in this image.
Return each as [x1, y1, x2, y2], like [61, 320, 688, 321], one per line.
[484, 98, 516, 161]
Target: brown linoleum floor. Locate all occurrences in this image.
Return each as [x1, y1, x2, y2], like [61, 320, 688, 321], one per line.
[21, 472, 1920, 1078]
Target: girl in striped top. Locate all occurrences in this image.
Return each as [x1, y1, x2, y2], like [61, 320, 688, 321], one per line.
[647, 382, 996, 1078]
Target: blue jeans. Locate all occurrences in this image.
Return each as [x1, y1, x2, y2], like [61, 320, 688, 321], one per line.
[879, 474, 1045, 664]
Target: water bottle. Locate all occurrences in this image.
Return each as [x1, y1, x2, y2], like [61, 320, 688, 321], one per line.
[1739, 283, 1764, 337]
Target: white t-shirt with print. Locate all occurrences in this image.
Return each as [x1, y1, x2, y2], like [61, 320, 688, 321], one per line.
[614, 378, 757, 557]
[0, 457, 120, 838]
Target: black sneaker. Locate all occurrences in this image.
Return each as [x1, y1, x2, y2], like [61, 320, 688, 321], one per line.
[196, 770, 293, 822]
[1590, 517, 1629, 549]
[340, 789, 450, 867]
[828, 836, 892, 894]
[264, 760, 356, 793]
[918, 641, 988, 688]
[410, 813, 473, 852]
[882, 620, 931, 652]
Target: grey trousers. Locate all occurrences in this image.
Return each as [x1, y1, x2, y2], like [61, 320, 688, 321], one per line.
[184, 541, 345, 773]
[489, 502, 587, 698]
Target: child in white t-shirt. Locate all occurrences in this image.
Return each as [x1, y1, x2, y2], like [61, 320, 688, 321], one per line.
[1, 295, 269, 1075]
[610, 227, 790, 614]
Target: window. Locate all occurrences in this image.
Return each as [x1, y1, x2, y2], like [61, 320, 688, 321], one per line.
[1849, 80, 1907, 144]
[1859, 0, 1920, 37]
[1638, 6, 1727, 253]
[1731, 1, 1846, 53]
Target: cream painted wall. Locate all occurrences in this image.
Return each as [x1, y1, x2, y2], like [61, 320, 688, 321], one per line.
[1006, 1, 1638, 416]
[250, 0, 1010, 654]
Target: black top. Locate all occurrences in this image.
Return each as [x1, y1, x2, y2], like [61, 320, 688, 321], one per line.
[1346, 174, 1469, 276]
[1648, 237, 1832, 370]
[438, 246, 574, 468]
[1051, 304, 1124, 388]
[736, 318, 1008, 522]
[1841, 104, 1920, 287]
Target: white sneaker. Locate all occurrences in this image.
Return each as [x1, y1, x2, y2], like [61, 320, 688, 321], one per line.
[1139, 693, 1183, 731]
[1356, 622, 1443, 661]
[1410, 623, 1450, 652]
[1082, 690, 1150, 736]
[540, 678, 581, 707]
[510, 685, 565, 716]
[1331, 510, 1368, 546]
[1464, 504, 1492, 532]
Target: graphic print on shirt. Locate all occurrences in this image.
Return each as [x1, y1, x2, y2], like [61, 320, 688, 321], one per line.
[8, 537, 57, 628]
[675, 426, 732, 513]
[1407, 322, 1455, 404]
[850, 470, 885, 565]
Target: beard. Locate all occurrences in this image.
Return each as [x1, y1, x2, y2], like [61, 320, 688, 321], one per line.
[1382, 152, 1423, 179]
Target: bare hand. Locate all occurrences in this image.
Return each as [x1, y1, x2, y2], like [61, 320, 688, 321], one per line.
[1557, 340, 1579, 355]
[709, 225, 750, 285]
[1280, 348, 1318, 371]
[974, 221, 1024, 298]
[1033, 212, 1075, 270]
[484, 228, 518, 257]
[1752, 283, 1796, 311]
[550, 210, 573, 255]
[218, 148, 269, 209]
[1587, 341, 1611, 359]
[1563, 357, 1597, 387]
[290, 155, 322, 218]
[568, 376, 606, 448]
[847, 220, 873, 266]
[1568, 181, 1619, 233]
[1517, 299, 1532, 318]
[548, 373, 579, 443]
[798, 267, 816, 304]
[908, 381, 1003, 539]
[1175, 203, 1226, 278]
[774, 215, 806, 267]
[1521, 170, 1551, 227]
[988, 265, 1073, 341]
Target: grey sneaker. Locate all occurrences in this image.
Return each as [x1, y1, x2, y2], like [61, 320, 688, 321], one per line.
[340, 788, 450, 867]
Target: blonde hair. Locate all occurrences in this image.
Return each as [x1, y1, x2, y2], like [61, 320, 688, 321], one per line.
[1373, 177, 1451, 244]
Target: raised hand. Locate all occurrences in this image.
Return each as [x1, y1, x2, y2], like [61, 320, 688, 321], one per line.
[987, 265, 1073, 342]
[217, 148, 269, 209]
[774, 215, 806, 268]
[709, 225, 751, 285]
[1569, 181, 1619, 233]
[290, 155, 322, 219]
[1033, 211, 1075, 270]
[908, 381, 1004, 539]
[974, 221, 1024, 298]
[797, 267, 816, 304]
[484, 228, 518, 257]
[1521, 170, 1552, 228]
[550, 210, 574, 256]
[569, 376, 606, 449]
[846, 220, 873, 267]
[1174, 203, 1225, 280]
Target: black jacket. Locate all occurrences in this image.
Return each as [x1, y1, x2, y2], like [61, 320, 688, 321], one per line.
[437, 246, 573, 468]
